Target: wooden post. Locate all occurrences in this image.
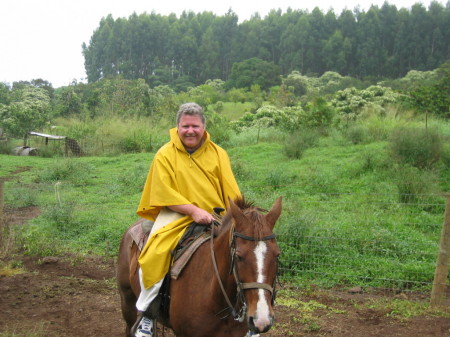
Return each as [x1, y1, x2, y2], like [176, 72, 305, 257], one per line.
[430, 193, 450, 307]
[0, 179, 4, 227]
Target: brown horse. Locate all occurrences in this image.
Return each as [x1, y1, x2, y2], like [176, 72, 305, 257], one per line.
[117, 196, 282, 337]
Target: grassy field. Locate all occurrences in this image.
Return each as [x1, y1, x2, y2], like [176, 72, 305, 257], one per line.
[1, 114, 450, 291]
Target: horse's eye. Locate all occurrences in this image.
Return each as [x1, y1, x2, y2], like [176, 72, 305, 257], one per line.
[236, 254, 244, 262]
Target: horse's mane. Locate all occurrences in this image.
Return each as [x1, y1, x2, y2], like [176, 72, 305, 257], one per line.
[218, 196, 268, 240]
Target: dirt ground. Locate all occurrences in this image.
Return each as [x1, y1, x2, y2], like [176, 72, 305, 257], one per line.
[1, 206, 450, 337]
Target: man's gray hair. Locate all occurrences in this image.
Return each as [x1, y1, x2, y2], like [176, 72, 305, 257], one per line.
[176, 103, 206, 126]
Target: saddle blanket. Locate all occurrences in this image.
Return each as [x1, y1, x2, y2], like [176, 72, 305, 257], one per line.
[128, 220, 211, 279]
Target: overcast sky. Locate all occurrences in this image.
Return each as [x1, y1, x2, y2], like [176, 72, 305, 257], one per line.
[0, 0, 441, 88]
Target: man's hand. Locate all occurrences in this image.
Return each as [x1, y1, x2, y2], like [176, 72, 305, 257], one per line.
[168, 204, 214, 224]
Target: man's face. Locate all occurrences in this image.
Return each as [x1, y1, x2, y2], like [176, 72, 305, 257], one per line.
[177, 114, 205, 152]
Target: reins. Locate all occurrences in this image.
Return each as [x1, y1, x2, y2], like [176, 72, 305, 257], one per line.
[210, 218, 277, 322]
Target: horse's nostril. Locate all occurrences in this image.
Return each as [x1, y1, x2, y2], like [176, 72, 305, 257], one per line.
[248, 316, 256, 329]
[248, 314, 273, 333]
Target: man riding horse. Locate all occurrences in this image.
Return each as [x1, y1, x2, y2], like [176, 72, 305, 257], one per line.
[134, 103, 258, 337]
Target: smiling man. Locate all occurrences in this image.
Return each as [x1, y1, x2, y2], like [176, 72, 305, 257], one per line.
[133, 102, 241, 337]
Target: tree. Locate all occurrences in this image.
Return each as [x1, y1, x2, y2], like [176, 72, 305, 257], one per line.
[227, 58, 281, 91]
[409, 60, 450, 116]
[355, 6, 386, 78]
[0, 83, 10, 105]
[55, 86, 83, 116]
[0, 86, 51, 145]
[283, 71, 308, 96]
[323, 30, 350, 74]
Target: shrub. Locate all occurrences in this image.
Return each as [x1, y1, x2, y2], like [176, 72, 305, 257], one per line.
[283, 128, 320, 159]
[5, 185, 38, 207]
[389, 127, 443, 169]
[42, 202, 77, 231]
[393, 165, 439, 205]
[342, 124, 368, 144]
[35, 159, 93, 185]
[332, 86, 404, 123]
[0, 141, 13, 154]
[301, 97, 336, 128]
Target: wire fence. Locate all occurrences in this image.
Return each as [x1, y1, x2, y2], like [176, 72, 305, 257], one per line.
[1, 177, 449, 304]
[269, 188, 450, 303]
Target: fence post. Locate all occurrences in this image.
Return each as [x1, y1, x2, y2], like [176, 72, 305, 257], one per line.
[430, 193, 450, 307]
[0, 179, 4, 226]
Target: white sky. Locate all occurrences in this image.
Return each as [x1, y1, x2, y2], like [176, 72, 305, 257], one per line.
[0, 0, 442, 88]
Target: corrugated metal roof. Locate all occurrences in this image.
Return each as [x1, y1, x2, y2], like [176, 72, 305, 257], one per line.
[29, 132, 66, 140]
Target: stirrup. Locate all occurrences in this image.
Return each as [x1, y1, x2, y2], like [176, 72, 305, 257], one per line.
[245, 331, 260, 337]
[131, 312, 143, 336]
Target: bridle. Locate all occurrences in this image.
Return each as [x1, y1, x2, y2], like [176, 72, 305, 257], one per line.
[210, 219, 278, 322]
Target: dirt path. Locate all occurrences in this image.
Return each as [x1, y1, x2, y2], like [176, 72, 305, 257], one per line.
[1, 206, 449, 337]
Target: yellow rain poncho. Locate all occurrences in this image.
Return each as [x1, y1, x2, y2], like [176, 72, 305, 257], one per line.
[137, 128, 241, 289]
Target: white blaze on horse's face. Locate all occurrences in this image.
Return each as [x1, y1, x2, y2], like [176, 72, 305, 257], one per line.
[253, 240, 272, 331]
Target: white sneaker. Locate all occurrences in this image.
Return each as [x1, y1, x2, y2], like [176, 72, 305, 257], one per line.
[245, 331, 260, 337]
[135, 316, 153, 337]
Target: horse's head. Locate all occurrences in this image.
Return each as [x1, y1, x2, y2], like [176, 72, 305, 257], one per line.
[227, 196, 282, 334]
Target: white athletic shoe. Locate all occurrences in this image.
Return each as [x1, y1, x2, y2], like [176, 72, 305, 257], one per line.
[135, 316, 154, 337]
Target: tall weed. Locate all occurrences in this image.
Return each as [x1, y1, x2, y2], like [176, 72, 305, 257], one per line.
[389, 127, 443, 169]
[42, 202, 77, 232]
[393, 165, 440, 206]
[228, 127, 284, 147]
[5, 184, 38, 207]
[283, 128, 320, 159]
[34, 159, 93, 185]
[0, 141, 13, 154]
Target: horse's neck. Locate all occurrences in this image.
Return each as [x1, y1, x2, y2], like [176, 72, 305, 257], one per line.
[212, 229, 236, 295]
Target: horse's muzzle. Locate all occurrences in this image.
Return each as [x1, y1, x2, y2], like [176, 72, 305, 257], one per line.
[247, 315, 274, 333]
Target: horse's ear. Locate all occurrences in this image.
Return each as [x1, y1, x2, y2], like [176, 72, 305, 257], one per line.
[228, 197, 246, 224]
[265, 197, 282, 229]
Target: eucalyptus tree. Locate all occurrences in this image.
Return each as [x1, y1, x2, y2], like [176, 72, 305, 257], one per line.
[354, 5, 386, 78]
[425, 1, 450, 69]
[379, 2, 399, 75]
[305, 7, 328, 75]
[260, 9, 285, 64]
[279, 12, 310, 74]
[323, 30, 350, 75]
[233, 16, 266, 63]
[213, 10, 239, 80]
[409, 3, 433, 70]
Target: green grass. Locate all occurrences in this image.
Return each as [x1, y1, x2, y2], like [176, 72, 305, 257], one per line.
[1, 113, 449, 292]
[220, 101, 255, 121]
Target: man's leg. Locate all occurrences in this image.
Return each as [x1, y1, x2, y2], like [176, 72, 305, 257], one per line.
[136, 269, 164, 312]
[133, 268, 164, 337]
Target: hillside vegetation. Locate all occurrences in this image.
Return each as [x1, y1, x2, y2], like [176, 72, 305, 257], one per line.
[1, 102, 450, 291]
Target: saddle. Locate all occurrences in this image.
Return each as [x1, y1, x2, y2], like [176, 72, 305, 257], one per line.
[128, 218, 216, 281]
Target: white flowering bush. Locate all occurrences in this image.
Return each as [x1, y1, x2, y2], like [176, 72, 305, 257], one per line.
[231, 105, 282, 131]
[231, 104, 304, 133]
[332, 86, 404, 122]
[1, 86, 51, 145]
